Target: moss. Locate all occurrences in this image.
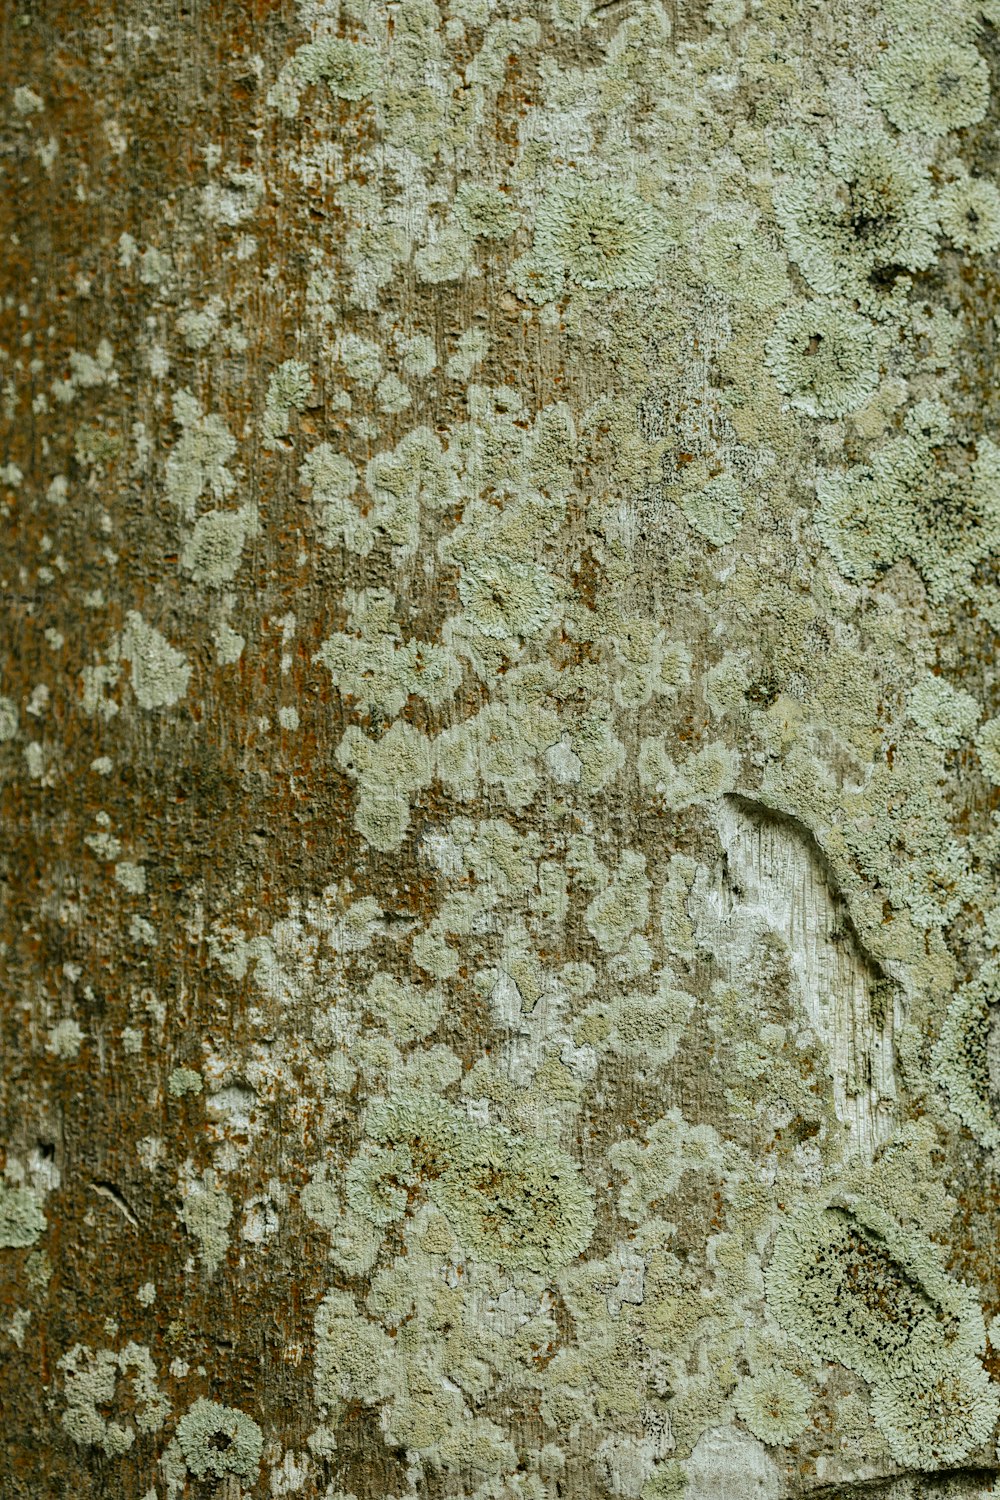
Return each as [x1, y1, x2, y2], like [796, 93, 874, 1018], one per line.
[174, 1397, 263, 1480]
[0, 1182, 45, 1248]
[869, 35, 989, 136]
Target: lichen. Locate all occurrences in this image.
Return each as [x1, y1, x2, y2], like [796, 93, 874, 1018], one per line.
[932, 960, 1000, 1150]
[173, 1397, 263, 1480]
[528, 174, 670, 295]
[177, 1168, 233, 1273]
[765, 1194, 996, 1466]
[765, 302, 881, 419]
[869, 34, 989, 136]
[732, 1369, 811, 1447]
[0, 1182, 46, 1248]
[119, 612, 192, 710]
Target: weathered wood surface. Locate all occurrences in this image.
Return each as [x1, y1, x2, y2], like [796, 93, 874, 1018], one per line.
[3, 1, 1000, 1497]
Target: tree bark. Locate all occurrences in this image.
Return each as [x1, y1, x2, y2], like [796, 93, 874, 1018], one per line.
[3, 1, 1000, 1497]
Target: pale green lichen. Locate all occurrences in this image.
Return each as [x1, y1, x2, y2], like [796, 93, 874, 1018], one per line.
[611, 1110, 725, 1222]
[268, 36, 380, 117]
[453, 183, 520, 241]
[932, 960, 1000, 1149]
[773, 130, 938, 298]
[527, 175, 670, 296]
[765, 302, 880, 419]
[47, 1018, 84, 1058]
[815, 414, 1000, 602]
[315, 591, 461, 715]
[60, 1342, 169, 1456]
[178, 1169, 233, 1272]
[638, 739, 740, 809]
[173, 1397, 263, 1480]
[314, 1290, 393, 1408]
[114, 860, 146, 894]
[164, 390, 237, 520]
[939, 173, 1000, 252]
[367, 1094, 594, 1271]
[366, 972, 444, 1044]
[676, 473, 744, 547]
[119, 612, 192, 710]
[732, 1369, 811, 1447]
[345, 1142, 415, 1226]
[458, 558, 557, 641]
[414, 225, 475, 284]
[585, 851, 650, 955]
[336, 333, 383, 388]
[976, 716, 1000, 783]
[869, 34, 989, 136]
[168, 1067, 203, 1098]
[0, 696, 18, 740]
[337, 720, 434, 851]
[0, 1182, 46, 1248]
[262, 359, 312, 441]
[180, 505, 256, 586]
[430, 1130, 594, 1271]
[907, 675, 980, 749]
[765, 1194, 996, 1466]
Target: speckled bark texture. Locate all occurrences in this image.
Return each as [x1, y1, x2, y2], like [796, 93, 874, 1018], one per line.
[4, 1, 1000, 1497]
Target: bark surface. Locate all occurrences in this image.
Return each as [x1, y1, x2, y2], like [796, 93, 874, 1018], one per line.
[3, 2, 1000, 1498]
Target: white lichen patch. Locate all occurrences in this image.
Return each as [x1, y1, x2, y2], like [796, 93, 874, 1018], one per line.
[59, 1342, 169, 1456]
[119, 613, 192, 710]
